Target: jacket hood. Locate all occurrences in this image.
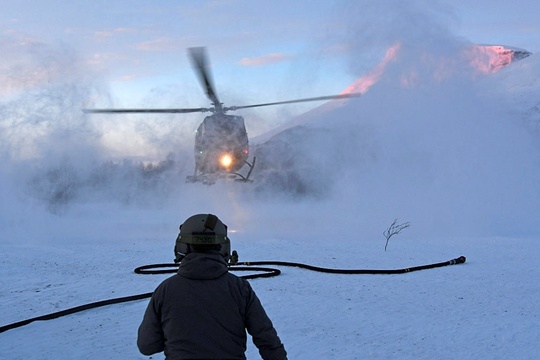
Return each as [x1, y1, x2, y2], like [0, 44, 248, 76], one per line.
[178, 251, 229, 280]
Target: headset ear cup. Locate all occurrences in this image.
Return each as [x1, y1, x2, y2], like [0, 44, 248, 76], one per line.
[174, 238, 189, 263]
[221, 238, 231, 263]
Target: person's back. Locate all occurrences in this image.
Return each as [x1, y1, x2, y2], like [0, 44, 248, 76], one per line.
[137, 214, 287, 360]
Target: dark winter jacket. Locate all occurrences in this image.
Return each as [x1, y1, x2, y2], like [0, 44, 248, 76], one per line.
[137, 251, 287, 360]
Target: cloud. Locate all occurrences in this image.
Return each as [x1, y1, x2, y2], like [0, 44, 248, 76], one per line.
[134, 37, 178, 52]
[332, 0, 464, 76]
[93, 27, 137, 40]
[0, 31, 78, 96]
[116, 73, 146, 82]
[85, 51, 129, 66]
[239, 53, 293, 67]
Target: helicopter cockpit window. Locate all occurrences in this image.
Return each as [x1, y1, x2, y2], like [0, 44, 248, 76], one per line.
[202, 115, 247, 138]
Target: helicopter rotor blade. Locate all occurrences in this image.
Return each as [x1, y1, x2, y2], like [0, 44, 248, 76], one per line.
[226, 93, 362, 111]
[188, 47, 221, 108]
[82, 108, 210, 114]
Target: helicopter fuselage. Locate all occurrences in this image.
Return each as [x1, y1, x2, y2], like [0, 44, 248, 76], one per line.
[194, 114, 249, 175]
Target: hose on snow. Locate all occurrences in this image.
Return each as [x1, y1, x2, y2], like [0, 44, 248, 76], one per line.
[0, 256, 465, 334]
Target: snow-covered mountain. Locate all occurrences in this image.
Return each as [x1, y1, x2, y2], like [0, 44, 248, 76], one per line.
[251, 46, 539, 236]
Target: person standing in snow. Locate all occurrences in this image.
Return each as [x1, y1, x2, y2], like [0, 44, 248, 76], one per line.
[137, 213, 287, 360]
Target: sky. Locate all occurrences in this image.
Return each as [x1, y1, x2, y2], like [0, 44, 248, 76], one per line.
[1, 0, 539, 120]
[0, 2, 539, 358]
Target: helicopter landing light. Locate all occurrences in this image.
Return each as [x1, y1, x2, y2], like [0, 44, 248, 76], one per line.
[220, 154, 233, 168]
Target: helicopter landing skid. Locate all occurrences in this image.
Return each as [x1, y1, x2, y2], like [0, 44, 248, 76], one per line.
[186, 157, 256, 185]
[234, 156, 256, 183]
[185, 174, 231, 185]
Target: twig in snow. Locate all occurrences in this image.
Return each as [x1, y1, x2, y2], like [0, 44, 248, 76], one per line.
[383, 219, 410, 251]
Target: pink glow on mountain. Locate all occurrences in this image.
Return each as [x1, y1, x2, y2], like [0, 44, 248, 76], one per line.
[341, 43, 401, 95]
[465, 45, 530, 74]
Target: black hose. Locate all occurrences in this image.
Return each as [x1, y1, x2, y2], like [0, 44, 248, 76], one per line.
[0, 256, 465, 334]
[134, 256, 467, 276]
[0, 266, 281, 334]
[133, 263, 282, 278]
[0, 292, 152, 334]
[237, 256, 467, 275]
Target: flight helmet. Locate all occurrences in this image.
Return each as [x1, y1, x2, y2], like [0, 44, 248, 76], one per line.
[174, 214, 232, 263]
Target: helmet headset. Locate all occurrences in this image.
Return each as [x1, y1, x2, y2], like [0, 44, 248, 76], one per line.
[174, 214, 233, 263]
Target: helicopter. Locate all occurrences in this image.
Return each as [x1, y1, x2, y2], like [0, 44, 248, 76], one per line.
[83, 47, 361, 184]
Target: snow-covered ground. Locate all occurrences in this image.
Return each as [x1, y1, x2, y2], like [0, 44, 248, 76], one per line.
[0, 201, 538, 359]
[1, 37, 540, 359]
